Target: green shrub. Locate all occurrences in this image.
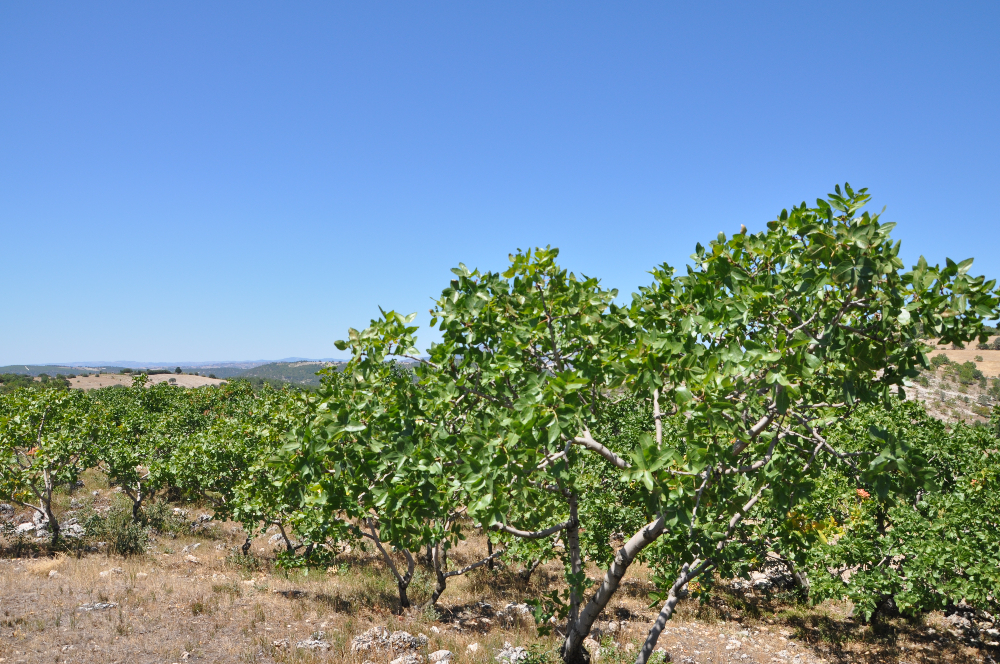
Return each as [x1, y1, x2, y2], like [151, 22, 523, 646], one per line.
[84, 502, 148, 556]
[142, 500, 186, 535]
[957, 361, 984, 385]
[930, 354, 951, 369]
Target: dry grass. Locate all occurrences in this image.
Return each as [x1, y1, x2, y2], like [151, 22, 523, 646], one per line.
[1, 485, 996, 664]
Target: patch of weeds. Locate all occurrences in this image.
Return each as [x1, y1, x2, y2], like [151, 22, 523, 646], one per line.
[274, 544, 337, 571]
[190, 600, 209, 616]
[143, 500, 188, 535]
[115, 610, 132, 636]
[227, 550, 266, 575]
[212, 581, 243, 597]
[519, 644, 559, 664]
[84, 500, 148, 556]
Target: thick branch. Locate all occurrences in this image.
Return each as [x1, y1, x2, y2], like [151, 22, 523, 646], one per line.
[572, 431, 630, 469]
[635, 559, 714, 664]
[562, 515, 666, 661]
[493, 519, 573, 539]
[731, 403, 778, 456]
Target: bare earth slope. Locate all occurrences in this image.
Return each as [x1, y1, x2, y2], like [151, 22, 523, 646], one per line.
[69, 374, 226, 390]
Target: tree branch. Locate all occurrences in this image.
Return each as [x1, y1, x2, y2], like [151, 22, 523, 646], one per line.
[492, 519, 573, 539]
[442, 548, 506, 579]
[572, 431, 630, 469]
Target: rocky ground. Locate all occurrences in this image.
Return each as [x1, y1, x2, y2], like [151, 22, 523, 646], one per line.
[906, 347, 999, 424]
[2, 501, 996, 664]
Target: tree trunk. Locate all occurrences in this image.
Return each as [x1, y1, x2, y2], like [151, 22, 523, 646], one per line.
[396, 550, 416, 609]
[131, 481, 144, 522]
[634, 561, 711, 664]
[427, 540, 448, 608]
[519, 559, 541, 585]
[42, 467, 60, 547]
[276, 522, 295, 553]
[784, 557, 810, 598]
[364, 519, 415, 612]
[560, 515, 666, 664]
[566, 493, 583, 626]
[44, 501, 60, 547]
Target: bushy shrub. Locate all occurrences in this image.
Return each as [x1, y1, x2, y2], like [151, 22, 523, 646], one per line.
[930, 353, 951, 369]
[957, 361, 984, 384]
[84, 502, 148, 556]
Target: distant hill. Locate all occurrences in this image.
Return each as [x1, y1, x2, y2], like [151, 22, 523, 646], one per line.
[232, 362, 344, 386]
[0, 365, 127, 377]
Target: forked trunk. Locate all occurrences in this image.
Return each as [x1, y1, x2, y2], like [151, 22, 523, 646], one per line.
[560, 515, 666, 664]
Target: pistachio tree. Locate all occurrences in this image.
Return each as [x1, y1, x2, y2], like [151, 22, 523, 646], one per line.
[802, 399, 1000, 620]
[277, 352, 507, 609]
[0, 389, 99, 546]
[90, 376, 181, 521]
[306, 186, 997, 663]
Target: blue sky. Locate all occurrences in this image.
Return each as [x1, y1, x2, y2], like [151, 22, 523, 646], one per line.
[2, 2, 998, 364]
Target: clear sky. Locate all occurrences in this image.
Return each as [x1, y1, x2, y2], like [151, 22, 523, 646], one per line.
[2, 2, 998, 364]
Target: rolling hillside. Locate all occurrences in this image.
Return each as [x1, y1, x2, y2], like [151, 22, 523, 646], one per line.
[0, 364, 125, 376]
[232, 361, 343, 386]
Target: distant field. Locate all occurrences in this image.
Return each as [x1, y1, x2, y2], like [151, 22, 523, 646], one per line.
[68, 373, 226, 390]
[928, 347, 1000, 376]
[233, 361, 343, 386]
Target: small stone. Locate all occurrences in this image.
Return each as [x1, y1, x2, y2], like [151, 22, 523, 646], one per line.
[272, 639, 288, 648]
[389, 630, 421, 652]
[466, 642, 480, 653]
[428, 650, 453, 663]
[352, 626, 391, 653]
[77, 602, 118, 611]
[496, 641, 529, 663]
[184, 555, 200, 564]
[390, 655, 424, 664]
[430, 626, 441, 634]
[48, 569, 61, 578]
[136, 572, 148, 580]
[99, 567, 124, 578]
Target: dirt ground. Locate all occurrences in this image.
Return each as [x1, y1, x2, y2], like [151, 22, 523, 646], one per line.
[2, 498, 994, 664]
[67, 374, 226, 390]
[929, 347, 1000, 377]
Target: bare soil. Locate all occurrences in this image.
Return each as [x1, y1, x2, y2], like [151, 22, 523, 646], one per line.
[1, 486, 993, 664]
[905, 348, 1000, 424]
[67, 374, 226, 391]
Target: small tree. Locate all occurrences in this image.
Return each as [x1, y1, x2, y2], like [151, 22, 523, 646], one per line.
[0, 389, 99, 546]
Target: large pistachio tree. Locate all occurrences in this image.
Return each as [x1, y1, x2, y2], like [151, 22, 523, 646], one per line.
[301, 186, 997, 664]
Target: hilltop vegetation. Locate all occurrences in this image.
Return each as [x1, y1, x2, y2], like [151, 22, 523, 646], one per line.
[233, 361, 343, 386]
